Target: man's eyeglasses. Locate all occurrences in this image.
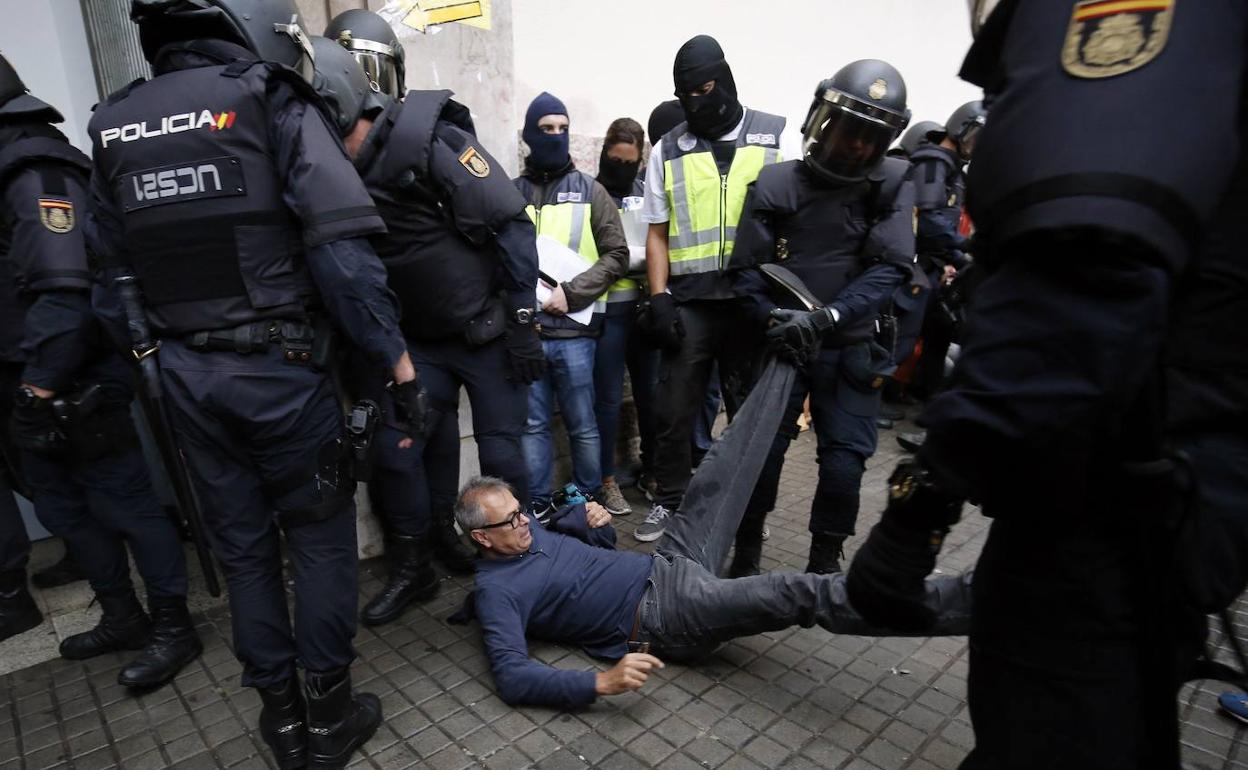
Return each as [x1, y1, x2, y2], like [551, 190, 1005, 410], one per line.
[477, 505, 525, 530]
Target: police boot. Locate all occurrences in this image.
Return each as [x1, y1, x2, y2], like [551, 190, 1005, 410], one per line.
[59, 590, 151, 660]
[305, 667, 382, 769]
[728, 514, 767, 578]
[429, 508, 475, 575]
[0, 570, 42, 642]
[361, 534, 440, 627]
[258, 676, 307, 770]
[118, 596, 203, 688]
[31, 549, 85, 589]
[806, 534, 848, 575]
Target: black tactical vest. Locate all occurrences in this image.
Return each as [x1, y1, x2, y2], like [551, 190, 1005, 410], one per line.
[357, 92, 503, 341]
[90, 61, 314, 336]
[0, 124, 92, 360]
[753, 160, 894, 344]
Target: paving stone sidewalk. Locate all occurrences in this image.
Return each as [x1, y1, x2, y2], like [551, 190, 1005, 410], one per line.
[1, 422, 1245, 769]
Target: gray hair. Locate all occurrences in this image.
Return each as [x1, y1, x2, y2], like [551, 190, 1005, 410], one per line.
[454, 476, 515, 531]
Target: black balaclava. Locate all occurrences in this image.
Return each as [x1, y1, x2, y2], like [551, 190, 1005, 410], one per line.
[647, 99, 685, 145]
[522, 91, 571, 173]
[596, 148, 640, 198]
[672, 35, 743, 139]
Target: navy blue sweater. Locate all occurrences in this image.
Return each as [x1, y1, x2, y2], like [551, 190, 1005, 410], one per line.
[474, 513, 652, 708]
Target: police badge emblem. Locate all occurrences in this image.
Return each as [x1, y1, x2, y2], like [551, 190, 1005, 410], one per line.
[37, 198, 75, 233]
[458, 147, 490, 178]
[1062, 0, 1174, 79]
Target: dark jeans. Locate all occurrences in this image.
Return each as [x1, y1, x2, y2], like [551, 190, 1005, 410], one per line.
[653, 300, 756, 509]
[743, 345, 881, 537]
[22, 444, 187, 600]
[595, 301, 660, 478]
[410, 335, 530, 502]
[960, 430, 1248, 770]
[524, 337, 600, 503]
[161, 342, 359, 687]
[636, 359, 971, 659]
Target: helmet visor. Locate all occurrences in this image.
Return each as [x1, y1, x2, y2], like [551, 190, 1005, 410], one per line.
[351, 50, 400, 99]
[956, 117, 985, 159]
[802, 99, 900, 182]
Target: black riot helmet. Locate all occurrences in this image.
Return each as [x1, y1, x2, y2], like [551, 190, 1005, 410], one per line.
[898, 120, 942, 157]
[801, 59, 910, 184]
[941, 100, 987, 161]
[310, 36, 369, 137]
[325, 9, 405, 101]
[130, 0, 316, 82]
[0, 53, 63, 123]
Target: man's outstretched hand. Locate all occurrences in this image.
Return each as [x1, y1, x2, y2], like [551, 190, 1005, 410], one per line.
[596, 653, 664, 696]
[585, 501, 612, 529]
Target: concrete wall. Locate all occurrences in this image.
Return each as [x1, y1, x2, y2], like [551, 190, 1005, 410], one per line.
[0, 0, 101, 151]
[511, 0, 984, 173]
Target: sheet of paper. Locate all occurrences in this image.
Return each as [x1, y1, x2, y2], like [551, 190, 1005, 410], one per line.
[535, 235, 595, 326]
[619, 208, 649, 276]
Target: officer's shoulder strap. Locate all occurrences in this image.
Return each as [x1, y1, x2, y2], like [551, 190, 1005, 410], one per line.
[391, 90, 456, 180]
[865, 156, 910, 224]
[101, 77, 147, 107]
[0, 134, 90, 192]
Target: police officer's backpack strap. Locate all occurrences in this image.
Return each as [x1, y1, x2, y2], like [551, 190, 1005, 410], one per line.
[0, 135, 91, 190]
[866, 156, 911, 225]
[387, 89, 455, 184]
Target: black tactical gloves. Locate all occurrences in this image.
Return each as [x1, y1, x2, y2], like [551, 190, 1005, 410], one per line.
[387, 376, 429, 439]
[504, 319, 546, 385]
[766, 307, 836, 365]
[639, 293, 685, 351]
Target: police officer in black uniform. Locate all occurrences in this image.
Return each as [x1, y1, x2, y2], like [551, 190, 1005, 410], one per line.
[905, 101, 983, 406]
[0, 53, 203, 685]
[847, 1, 1248, 767]
[727, 61, 915, 578]
[87, 2, 421, 767]
[311, 16, 542, 624]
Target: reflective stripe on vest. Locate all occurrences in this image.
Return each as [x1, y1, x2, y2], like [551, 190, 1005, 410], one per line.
[663, 110, 785, 276]
[522, 171, 604, 312]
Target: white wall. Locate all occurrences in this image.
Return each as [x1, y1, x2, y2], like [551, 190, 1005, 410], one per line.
[0, 0, 101, 151]
[512, 0, 983, 151]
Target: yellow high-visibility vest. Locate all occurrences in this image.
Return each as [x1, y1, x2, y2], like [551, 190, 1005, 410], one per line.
[517, 170, 604, 312]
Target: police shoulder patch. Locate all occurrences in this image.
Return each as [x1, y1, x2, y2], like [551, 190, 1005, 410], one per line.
[458, 146, 490, 178]
[37, 198, 75, 234]
[1062, 0, 1174, 79]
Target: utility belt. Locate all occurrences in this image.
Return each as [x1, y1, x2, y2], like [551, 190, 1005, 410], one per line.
[184, 319, 333, 368]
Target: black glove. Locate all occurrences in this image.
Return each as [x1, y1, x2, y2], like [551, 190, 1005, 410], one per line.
[387, 377, 429, 439]
[10, 391, 65, 456]
[845, 459, 964, 633]
[766, 307, 833, 364]
[504, 319, 546, 385]
[639, 293, 685, 352]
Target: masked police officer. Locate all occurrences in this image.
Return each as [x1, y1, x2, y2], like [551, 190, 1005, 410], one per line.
[310, 17, 543, 624]
[0, 53, 204, 684]
[847, 1, 1248, 767]
[87, 2, 423, 766]
[635, 34, 794, 543]
[726, 61, 915, 577]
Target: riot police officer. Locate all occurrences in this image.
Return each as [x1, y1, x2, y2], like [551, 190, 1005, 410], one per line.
[88, 2, 421, 767]
[0, 53, 203, 683]
[892, 119, 943, 160]
[906, 100, 983, 405]
[847, 1, 1248, 767]
[727, 61, 915, 577]
[310, 18, 543, 623]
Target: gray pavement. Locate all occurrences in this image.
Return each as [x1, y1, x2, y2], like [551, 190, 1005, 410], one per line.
[1, 419, 1246, 769]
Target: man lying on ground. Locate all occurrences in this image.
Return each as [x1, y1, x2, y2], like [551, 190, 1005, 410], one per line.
[454, 475, 973, 708]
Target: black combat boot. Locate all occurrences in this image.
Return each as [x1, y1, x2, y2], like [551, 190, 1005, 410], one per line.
[258, 676, 307, 770]
[31, 549, 85, 589]
[806, 533, 848, 575]
[429, 507, 475, 575]
[118, 595, 203, 688]
[59, 590, 151, 660]
[305, 667, 382, 769]
[361, 534, 440, 626]
[0, 570, 42, 642]
[728, 513, 767, 578]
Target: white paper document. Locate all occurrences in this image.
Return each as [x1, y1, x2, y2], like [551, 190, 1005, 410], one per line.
[535, 235, 595, 326]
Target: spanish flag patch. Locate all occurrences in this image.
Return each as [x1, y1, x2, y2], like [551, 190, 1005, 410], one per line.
[37, 198, 75, 234]
[1063, 0, 1174, 79]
